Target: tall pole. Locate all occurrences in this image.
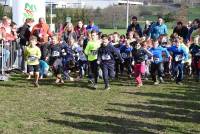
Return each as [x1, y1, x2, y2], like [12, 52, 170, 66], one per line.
[126, 0, 129, 28]
[50, 0, 53, 26]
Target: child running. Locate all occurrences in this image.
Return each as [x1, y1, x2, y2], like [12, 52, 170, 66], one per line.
[97, 34, 123, 90]
[132, 41, 152, 87]
[84, 30, 101, 89]
[24, 36, 41, 87]
[48, 36, 64, 84]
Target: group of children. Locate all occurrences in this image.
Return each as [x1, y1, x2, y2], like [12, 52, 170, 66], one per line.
[24, 28, 200, 89]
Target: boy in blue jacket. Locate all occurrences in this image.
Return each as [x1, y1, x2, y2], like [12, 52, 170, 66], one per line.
[168, 37, 189, 85]
[149, 39, 170, 85]
[120, 40, 133, 76]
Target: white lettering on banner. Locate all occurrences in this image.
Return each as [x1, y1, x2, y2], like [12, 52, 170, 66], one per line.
[12, 0, 46, 26]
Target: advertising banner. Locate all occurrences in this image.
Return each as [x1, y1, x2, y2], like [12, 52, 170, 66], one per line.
[12, 0, 46, 26]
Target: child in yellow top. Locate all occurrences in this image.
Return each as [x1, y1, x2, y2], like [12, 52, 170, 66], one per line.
[24, 36, 41, 87]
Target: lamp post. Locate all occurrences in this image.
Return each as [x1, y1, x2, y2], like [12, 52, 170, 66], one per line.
[50, 0, 53, 26]
[126, 0, 129, 28]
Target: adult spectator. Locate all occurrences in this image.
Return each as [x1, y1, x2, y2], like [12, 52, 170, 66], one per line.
[127, 16, 143, 37]
[0, 16, 12, 41]
[18, 18, 34, 46]
[74, 20, 87, 39]
[61, 22, 77, 43]
[86, 19, 100, 33]
[149, 16, 168, 40]
[143, 20, 151, 37]
[31, 18, 52, 60]
[173, 21, 188, 42]
[0, 16, 13, 69]
[187, 18, 200, 41]
[58, 22, 68, 40]
[17, 18, 34, 71]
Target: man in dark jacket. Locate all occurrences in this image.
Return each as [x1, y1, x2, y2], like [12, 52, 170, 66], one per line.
[173, 21, 188, 42]
[17, 18, 34, 71]
[127, 16, 143, 37]
[97, 34, 123, 90]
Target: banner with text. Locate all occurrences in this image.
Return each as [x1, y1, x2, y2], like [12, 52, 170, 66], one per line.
[12, 0, 46, 26]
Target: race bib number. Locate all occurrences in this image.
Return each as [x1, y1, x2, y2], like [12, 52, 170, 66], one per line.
[52, 51, 60, 57]
[195, 52, 200, 56]
[28, 56, 37, 62]
[79, 52, 87, 60]
[121, 53, 128, 59]
[163, 58, 169, 62]
[175, 55, 183, 61]
[153, 57, 160, 62]
[61, 49, 67, 56]
[102, 54, 111, 60]
[91, 50, 97, 56]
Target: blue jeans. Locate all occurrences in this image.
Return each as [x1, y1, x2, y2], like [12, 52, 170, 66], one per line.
[173, 62, 184, 83]
[78, 60, 88, 78]
[101, 61, 115, 87]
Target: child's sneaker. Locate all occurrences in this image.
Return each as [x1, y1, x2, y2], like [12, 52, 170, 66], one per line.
[159, 77, 165, 83]
[55, 78, 60, 84]
[26, 76, 31, 80]
[69, 77, 74, 82]
[93, 84, 98, 89]
[60, 79, 64, 84]
[154, 81, 160, 85]
[136, 83, 143, 88]
[34, 82, 39, 87]
[105, 86, 111, 90]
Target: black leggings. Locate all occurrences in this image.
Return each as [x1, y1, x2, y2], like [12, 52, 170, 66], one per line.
[88, 60, 98, 84]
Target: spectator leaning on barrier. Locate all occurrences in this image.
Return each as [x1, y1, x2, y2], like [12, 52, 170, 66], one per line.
[149, 16, 168, 40]
[31, 18, 52, 60]
[127, 16, 143, 37]
[0, 16, 14, 68]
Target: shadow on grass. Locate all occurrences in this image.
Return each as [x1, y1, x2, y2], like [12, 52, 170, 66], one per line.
[105, 106, 200, 124]
[48, 111, 180, 134]
[0, 82, 26, 88]
[106, 81, 200, 133]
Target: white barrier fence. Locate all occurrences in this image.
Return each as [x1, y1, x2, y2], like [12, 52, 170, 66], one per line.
[0, 40, 22, 81]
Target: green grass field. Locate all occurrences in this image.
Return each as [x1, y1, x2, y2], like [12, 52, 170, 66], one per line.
[0, 72, 200, 134]
[101, 28, 173, 36]
[101, 7, 200, 35]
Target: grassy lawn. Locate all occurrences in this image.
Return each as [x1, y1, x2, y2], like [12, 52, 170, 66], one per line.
[101, 28, 173, 36]
[101, 29, 126, 35]
[0, 72, 200, 134]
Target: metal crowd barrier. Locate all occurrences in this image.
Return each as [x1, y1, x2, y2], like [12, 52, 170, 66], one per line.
[0, 40, 21, 81]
